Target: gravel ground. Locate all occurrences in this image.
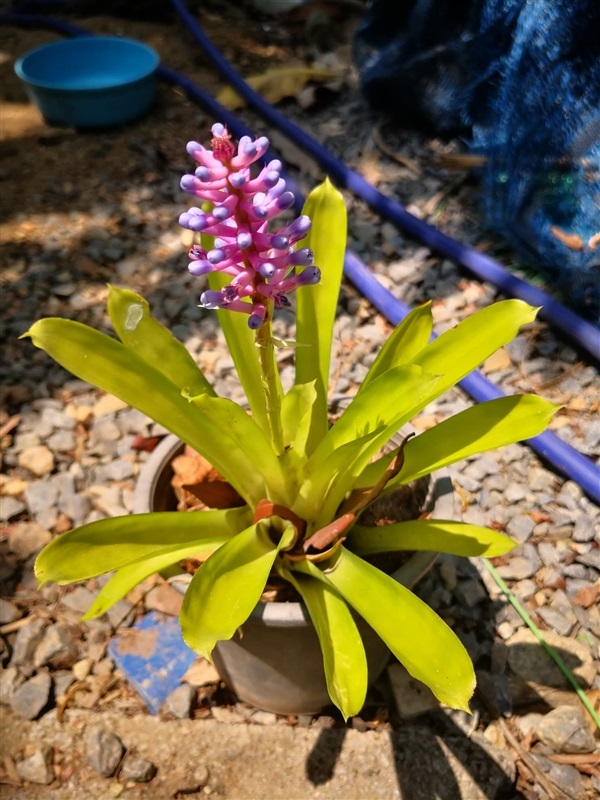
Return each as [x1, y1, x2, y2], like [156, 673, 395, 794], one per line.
[1, 3, 599, 798]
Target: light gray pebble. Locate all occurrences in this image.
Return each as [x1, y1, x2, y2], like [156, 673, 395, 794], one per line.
[10, 671, 52, 720]
[0, 496, 26, 521]
[561, 563, 589, 579]
[506, 514, 535, 544]
[572, 515, 597, 543]
[484, 473, 508, 493]
[120, 754, 157, 783]
[46, 429, 76, 452]
[461, 506, 486, 525]
[537, 607, 576, 637]
[538, 542, 559, 566]
[496, 557, 536, 581]
[90, 418, 121, 443]
[106, 598, 135, 629]
[102, 459, 135, 481]
[0, 598, 21, 624]
[454, 579, 487, 608]
[503, 483, 527, 503]
[61, 586, 97, 615]
[462, 455, 500, 481]
[513, 579, 537, 600]
[53, 670, 76, 697]
[34, 624, 79, 669]
[24, 481, 59, 516]
[11, 618, 47, 666]
[536, 706, 597, 754]
[85, 726, 125, 777]
[575, 550, 600, 570]
[163, 684, 195, 719]
[452, 473, 480, 493]
[479, 489, 502, 511]
[16, 744, 54, 785]
[0, 666, 25, 703]
[549, 523, 574, 538]
[117, 408, 151, 435]
[529, 754, 582, 798]
[41, 407, 75, 430]
[556, 481, 583, 510]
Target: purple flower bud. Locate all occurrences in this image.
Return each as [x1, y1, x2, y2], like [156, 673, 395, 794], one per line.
[263, 170, 280, 188]
[237, 231, 253, 249]
[258, 262, 276, 278]
[298, 266, 321, 285]
[229, 172, 246, 188]
[271, 234, 289, 250]
[195, 166, 210, 181]
[276, 192, 295, 210]
[248, 314, 263, 330]
[200, 290, 224, 309]
[253, 205, 269, 219]
[186, 141, 202, 156]
[211, 123, 226, 137]
[290, 248, 314, 266]
[213, 205, 232, 221]
[188, 260, 212, 276]
[180, 175, 198, 192]
[207, 248, 226, 264]
[187, 215, 207, 232]
[243, 141, 257, 158]
[287, 215, 312, 237]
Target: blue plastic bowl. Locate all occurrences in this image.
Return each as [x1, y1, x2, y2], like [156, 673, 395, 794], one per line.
[14, 36, 160, 129]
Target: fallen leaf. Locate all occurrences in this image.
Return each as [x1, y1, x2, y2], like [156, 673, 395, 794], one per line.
[216, 66, 340, 110]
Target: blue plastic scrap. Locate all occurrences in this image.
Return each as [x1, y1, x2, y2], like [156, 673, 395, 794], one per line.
[108, 611, 197, 715]
[354, 0, 600, 321]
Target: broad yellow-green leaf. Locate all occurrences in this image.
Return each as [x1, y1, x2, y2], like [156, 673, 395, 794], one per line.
[82, 543, 218, 620]
[23, 320, 266, 505]
[357, 395, 559, 490]
[410, 300, 538, 411]
[300, 365, 439, 524]
[188, 392, 291, 506]
[295, 179, 347, 453]
[181, 518, 296, 659]
[107, 285, 214, 398]
[358, 302, 433, 394]
[281, 381, 317, 452]
[348, 520, 516, 558]
[297, 548, 475, 711]
[35, 508, 250, 585]
[207, 270, 270, 439]
[282, 567, 367, 720]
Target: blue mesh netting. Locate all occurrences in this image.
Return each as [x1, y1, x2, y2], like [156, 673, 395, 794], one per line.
[354, 0, 600, 322]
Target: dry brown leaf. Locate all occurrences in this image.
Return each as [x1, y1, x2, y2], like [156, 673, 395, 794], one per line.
[216, 66, 340, 110]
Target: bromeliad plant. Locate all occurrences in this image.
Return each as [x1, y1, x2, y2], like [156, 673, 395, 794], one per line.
[28, 124, 558, 719]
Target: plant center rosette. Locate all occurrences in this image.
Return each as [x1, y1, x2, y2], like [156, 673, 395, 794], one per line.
[27, 124, 559, 719]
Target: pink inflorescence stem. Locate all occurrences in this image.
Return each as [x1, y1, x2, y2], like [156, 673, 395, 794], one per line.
[179, 123, 320, 328]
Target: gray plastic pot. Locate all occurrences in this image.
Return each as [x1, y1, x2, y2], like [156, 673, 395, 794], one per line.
[133, 434, 454, 715]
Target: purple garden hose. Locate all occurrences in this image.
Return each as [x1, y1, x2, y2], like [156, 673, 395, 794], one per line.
[171, 0, 599, 364]
[3, 11, 599, 503]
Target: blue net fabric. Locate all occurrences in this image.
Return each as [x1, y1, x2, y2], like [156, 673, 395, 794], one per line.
[354, 0, 600, 322]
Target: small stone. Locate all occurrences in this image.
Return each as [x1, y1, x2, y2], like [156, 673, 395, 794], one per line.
[0, 598, 21, 624]
[529, 754, 583, 797]
[528, 466, 555, 492]
[251, 710, 278, 725]
[505, 514, 535, 544]
[120, 755, 157, 783]
[10, 671, 52, 719]
[454, 578, 487, 608]
[93, 395, 129, 417]
[576, 550, 600, 570]
[46, 429, 76, 452]
[0, 496, 26, 521]
[438, 559, 457, 591]
[17, 445, 55, 476]
[496, 556, 536, 581]
[61, 586, 97, 615]
[24, 480, 60, 516]
[556, 481, 583, 510]
[53, 670, 75, 697]
[144, 583, 183, 617]
[163, 684, 195, 719]
[85, 726, 125, 777]
[388, 662, 439, 718]
[34, 624, 80, 668]
[536, 706, 596, 753]
[572, 515, 596, 543]
[72, 657, 94, 682]
[536, 607, 576, 637]
[11, 618, 47, 665]
[105, 599, 135, 629]
[0, 665, 25, 703]
[16, 744, 54, 785]
[504, 483, 527, 503]
[7, 521, 52, 560]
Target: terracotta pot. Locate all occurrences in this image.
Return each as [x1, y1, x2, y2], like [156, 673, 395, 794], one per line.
[134, 434, 454, 715]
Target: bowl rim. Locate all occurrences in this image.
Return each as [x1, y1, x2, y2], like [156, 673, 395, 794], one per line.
[14, 35, 160, 92]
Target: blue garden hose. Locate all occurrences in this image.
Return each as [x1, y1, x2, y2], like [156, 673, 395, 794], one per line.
[3, 11, 599, 503]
